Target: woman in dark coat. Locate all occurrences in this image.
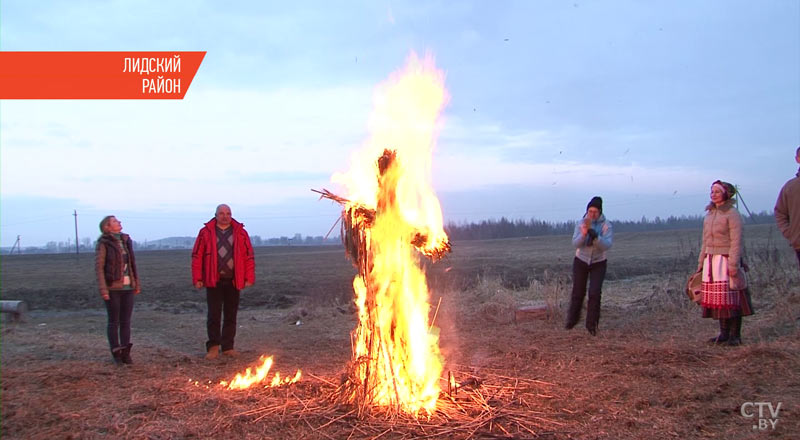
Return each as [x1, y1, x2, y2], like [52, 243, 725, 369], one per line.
[95, 215, 140, 363]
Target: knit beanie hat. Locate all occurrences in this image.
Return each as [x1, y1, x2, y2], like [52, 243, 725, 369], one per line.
[586, 196, 603, 213]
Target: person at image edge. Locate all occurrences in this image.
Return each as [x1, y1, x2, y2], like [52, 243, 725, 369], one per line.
[774, 146, 800, 271]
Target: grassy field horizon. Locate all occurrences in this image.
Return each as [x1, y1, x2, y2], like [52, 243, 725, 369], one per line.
[1, 224, 792, 312]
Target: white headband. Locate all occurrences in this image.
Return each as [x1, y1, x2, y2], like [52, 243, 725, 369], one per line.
[712, 183, 727, 197]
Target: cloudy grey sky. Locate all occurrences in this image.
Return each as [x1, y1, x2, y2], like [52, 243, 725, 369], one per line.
[1, 1, 798, 246]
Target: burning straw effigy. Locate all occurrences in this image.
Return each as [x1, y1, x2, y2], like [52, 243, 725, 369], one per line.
[314, 148, 452, 417]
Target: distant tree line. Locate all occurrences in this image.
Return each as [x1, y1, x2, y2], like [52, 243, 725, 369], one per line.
[8, 237, 96, 254]
[4, 211, 777, 254]
[444, 210, 776, 241]
[250, 234, 341, 247]
[132, 233, 341, 250]
[2, 233, 343, 255]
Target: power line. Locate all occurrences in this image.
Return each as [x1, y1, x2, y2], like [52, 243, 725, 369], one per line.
[0, 215, 73, 228]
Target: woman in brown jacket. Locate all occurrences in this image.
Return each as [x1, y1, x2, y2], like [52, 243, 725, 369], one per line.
[697, 181, 753, 346]
[95, 216, 141, 364]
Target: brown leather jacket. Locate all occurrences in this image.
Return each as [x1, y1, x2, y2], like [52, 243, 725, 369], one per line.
[698, 200, 742, 274]
[95, 233, 140, 297]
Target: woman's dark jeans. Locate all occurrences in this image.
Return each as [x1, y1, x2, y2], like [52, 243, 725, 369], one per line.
[105, 290, 135, 350]
[565, 257, 607, 334]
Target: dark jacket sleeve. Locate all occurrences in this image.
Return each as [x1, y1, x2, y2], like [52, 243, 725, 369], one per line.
[95, 240, 109, 297]
[125, 235, 140, 291]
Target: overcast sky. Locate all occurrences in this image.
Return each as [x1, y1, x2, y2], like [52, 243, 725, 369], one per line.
[1, 1, 798, 246]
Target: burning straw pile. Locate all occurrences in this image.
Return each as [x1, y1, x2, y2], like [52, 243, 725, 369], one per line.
[220, 365, 562, 439]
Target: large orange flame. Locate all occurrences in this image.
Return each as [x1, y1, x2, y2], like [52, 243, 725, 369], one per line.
[335, 52, 450, 415]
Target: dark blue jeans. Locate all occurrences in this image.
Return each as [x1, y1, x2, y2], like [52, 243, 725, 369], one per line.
[566, 257, 607, 333]
[206, 279, 240, 352]
[796, 249, 800, 270]
[105, 290, 135, 350]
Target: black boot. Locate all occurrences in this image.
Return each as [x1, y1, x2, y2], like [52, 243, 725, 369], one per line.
[120, 343, 133, 364]
[111, 347, 124, 365]
[726, 317, 742, 346]
[708, 319, 730, 344]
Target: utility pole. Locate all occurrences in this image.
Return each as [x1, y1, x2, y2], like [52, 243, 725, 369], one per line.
[73, 210, 80, 255]
[734, 186, 757, 224]
[9, 235, 21, 254]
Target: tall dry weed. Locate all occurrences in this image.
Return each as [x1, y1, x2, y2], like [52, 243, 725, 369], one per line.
[628, 235, 701, 312]
[466, 275, 518, 324]
[456, 272, 569, 323]
[525, 269, 569, 320]
[743, 228, 800, 328]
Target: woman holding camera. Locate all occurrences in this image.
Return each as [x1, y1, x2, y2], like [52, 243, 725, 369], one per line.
[698, 181, 753, 346]
[95, 215, 141, 364]
[565, 196, 613, 335]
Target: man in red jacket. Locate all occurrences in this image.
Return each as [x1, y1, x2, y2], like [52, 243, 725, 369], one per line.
[192, 204, 255, 359]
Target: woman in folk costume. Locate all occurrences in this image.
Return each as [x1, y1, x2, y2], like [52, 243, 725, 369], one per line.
[697, 181, 753, 346]
[95, 215, 141, 364]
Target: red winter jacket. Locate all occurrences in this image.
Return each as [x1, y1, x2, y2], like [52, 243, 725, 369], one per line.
[191, 218, 255, 290]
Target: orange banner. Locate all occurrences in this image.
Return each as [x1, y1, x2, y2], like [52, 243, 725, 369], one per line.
[0, 51, 206, 99]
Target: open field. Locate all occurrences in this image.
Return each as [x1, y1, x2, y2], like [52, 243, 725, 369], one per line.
[0, 226, 710, 311]
[2, 225, 799, 439]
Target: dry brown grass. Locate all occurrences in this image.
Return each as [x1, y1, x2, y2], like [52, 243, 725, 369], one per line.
[2, 225, 799, 439]
[4, 302, 797, 439]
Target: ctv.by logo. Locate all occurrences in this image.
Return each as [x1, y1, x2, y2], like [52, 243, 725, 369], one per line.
[740, 402, 781, 430]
